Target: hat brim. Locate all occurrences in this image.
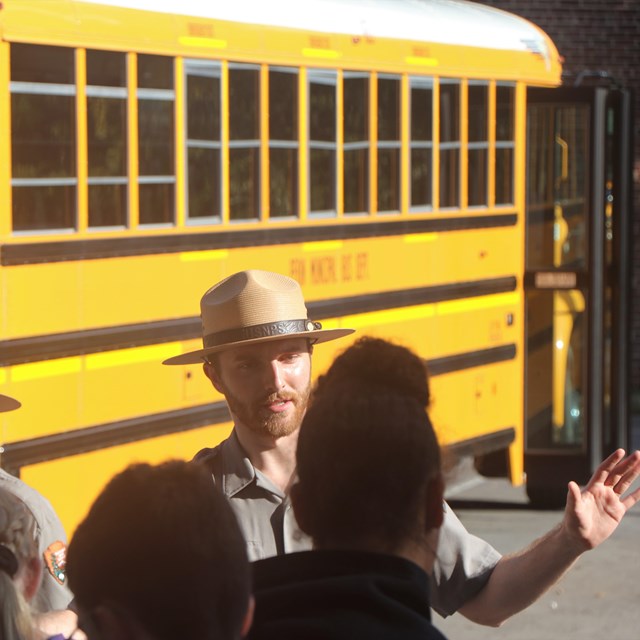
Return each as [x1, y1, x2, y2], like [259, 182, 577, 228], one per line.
[163, 327, 355, 365]
[0, 394, 21, 413]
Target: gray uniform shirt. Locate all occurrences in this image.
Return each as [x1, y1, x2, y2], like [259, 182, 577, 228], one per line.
[195, 430, 501, 617]
[0, 469, 73, 612]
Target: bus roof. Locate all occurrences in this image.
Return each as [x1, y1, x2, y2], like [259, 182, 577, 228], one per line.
[79, 0, 555, 58]
[2, 0, 561, 83]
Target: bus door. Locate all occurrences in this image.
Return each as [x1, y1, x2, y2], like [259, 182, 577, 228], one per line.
[524, 86, 632, 506]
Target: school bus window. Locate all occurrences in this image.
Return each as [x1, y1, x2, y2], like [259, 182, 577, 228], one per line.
[439, 80, 460, 209]
[468, 82, 489, 207]
[87, 49, 127, 87]
[185, 61, 222, 223]
[496, 83, 515, 206]
[308, 69, 337, 216]
[410, 77, 433, 210]
[137, 54, 175, 226]
[10, 42, 74, 84]
[10, 43, 77, 232]
[229, 64, 260, 221]
[343, 73, 369, 215]
[87, 50, 128, 228]
[269, 68, 299, 219]
[377, 75, 401, 213]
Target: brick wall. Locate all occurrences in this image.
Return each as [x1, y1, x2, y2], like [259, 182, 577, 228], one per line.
[479, 0, 640, 396]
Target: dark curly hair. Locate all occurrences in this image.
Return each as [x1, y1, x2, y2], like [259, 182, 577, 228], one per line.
[296, 337, 440, 552]
[67, 460, 250, 640]
[313, 335, 431, 408]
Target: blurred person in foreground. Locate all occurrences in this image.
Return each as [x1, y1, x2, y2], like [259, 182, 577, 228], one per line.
[0, 393, 77, 639]
[166, 270, 640, 626]
[0, 485, 69, 640]
[66, 460, 253, 640]
[247, 336, 447, 639]
[0, 394, 72, 613]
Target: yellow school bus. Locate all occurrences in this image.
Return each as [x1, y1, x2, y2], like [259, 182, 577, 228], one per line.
[2, 0, 607, 534]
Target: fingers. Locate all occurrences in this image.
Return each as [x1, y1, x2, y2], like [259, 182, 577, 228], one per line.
[566, 480, 581, 507]
[621, 485, 640, 511]
[609, 450, 640, 496]
[586, 449, 625, 489]
[606, 450, 640, 493]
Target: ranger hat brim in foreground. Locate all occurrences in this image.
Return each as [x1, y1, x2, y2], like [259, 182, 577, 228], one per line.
[163, 270, 354, 365]
[0, 394, 21, 413]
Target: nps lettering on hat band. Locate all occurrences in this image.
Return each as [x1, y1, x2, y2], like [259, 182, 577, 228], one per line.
[203, 319, 322, 348]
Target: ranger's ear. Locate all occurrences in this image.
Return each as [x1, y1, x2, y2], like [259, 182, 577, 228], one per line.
[203, 362, 225, 395]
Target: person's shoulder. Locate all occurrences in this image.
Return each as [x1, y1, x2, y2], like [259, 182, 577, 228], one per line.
[0, 469, 64, 535]
[192, 441, 225, 464]
[0, 468, 43, 506]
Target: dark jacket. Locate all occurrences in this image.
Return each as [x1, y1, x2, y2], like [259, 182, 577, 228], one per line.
[248, 549, 448, 640]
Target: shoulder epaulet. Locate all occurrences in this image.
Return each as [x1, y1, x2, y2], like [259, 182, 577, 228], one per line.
[191, 443, 226, 478]
[192, 446, 220, 463]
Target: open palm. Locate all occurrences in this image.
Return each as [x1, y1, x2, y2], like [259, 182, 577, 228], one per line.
[564, 449, 640, 550]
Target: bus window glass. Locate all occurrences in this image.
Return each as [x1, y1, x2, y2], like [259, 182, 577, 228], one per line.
[269, 68, 298, 218]
[87, 49, 127, 87]
[10, 44, 76, 231]
[496, 85, 515, 141]
[229, 65, 260, 221]
[555, 106, 589, 267]
[526, 104, 555, 268]
[377, 76, 400, 212]
[468, 83, 488, 207]
[496, 84, 515, 205]
[439, 80, 460, 208]
[526, 103, 589, 270]
[137, 54, 175, 225]
[526, 289, 586, 450]
[10, 42, 74, 83]
[410, 78, 433, 209]
[495, 147, 514, 205]
[87, 50, 127, 228]
[343, 73, 369, 215]
[185, 62, 221, 222]
[138, 54, 173, 89]
[308, 70, 337, 215]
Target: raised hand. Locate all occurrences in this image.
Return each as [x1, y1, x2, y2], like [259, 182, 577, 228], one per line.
[563, 449, 640, 551]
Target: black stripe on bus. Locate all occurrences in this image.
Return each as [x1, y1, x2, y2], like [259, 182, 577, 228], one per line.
[0, 343, 518, 472]
[1, 402, 231, 474]
[0, 318, 201, 367]
[309, 276, 516, 319]
[426, 344, 517, 376]
[0, 276, 516, 366]
[446, 427, 515, 459]
[1, 214, 517, 266]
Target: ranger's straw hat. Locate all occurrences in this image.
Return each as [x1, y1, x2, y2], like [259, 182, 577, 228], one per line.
[0, 394, 21, 413]
[163, 270, 354, 365]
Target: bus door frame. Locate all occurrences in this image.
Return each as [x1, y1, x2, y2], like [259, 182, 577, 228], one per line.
[524, 85, 632, 505]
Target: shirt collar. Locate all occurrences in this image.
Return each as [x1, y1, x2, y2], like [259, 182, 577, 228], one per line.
[220, 430, 286, 500]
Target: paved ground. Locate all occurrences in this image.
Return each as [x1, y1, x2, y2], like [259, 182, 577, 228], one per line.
[433, 452, 640, 640]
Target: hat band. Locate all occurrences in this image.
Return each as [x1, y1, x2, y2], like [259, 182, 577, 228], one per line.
[203, 319, 322, 349]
